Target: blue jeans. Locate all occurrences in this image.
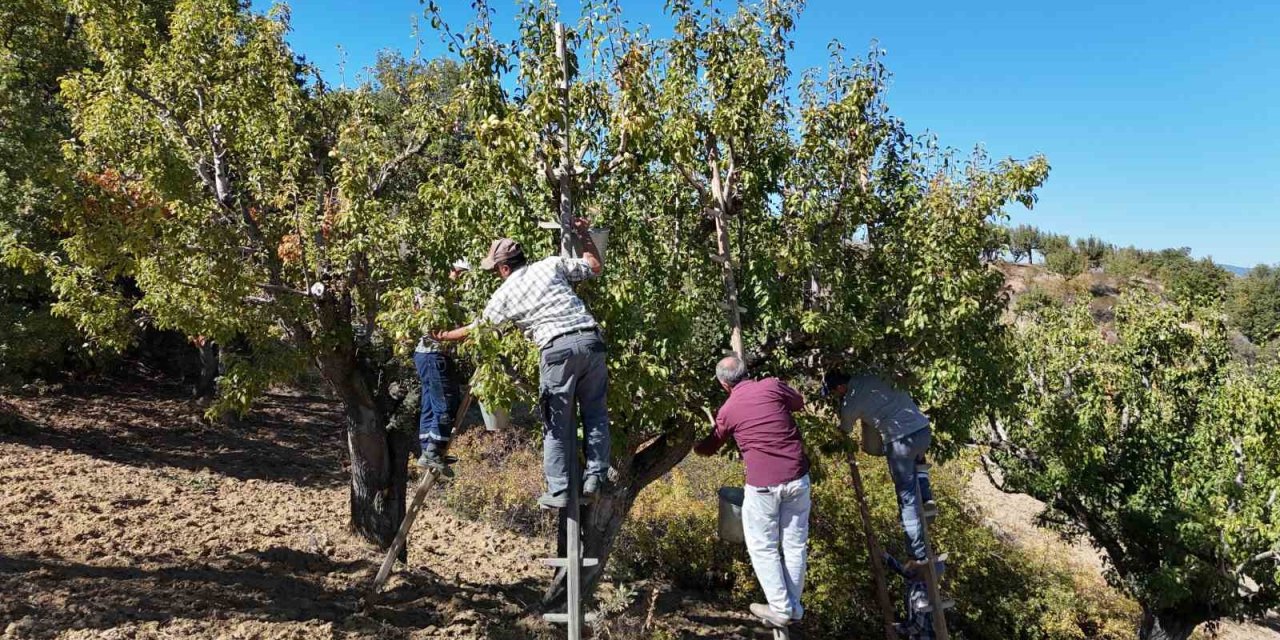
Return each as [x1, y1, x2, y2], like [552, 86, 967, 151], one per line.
[414, 351, 461, 449]
[887, 427, 932, 561]
[538, 330, 610, 494]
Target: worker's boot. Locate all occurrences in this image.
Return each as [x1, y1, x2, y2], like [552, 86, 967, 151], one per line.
[750, 603, 791, 628]
[417, 440, 457, 477]
[904, 555, 947, 581]
[582, 474, 604, 504]
[537, 490, 568, 510]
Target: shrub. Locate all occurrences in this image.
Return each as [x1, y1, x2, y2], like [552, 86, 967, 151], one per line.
[614, 455, 749, 590]
[1045, 249, 1087, 278]
[1013, 285, 1062, 315]
[1226, 264, 1280, 345]
[441, 427, 555, 537]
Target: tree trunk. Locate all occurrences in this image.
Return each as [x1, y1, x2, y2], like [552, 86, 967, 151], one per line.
[345, 403, 412, 550]
[194, 339, 219, 402]
[318, 349, 413, 551]
[543, 423, 696, 607]
[1138, 609, 1197, 640]
[712, 208, 745, 361]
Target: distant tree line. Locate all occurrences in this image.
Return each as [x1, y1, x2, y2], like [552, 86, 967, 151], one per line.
[996, 223, 1279, 349]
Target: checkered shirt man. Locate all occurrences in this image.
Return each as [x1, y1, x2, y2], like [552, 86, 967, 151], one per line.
[481, 256, 599, 346]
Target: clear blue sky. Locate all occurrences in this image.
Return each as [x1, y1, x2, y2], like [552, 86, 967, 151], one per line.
[263, 1, 1280, 268]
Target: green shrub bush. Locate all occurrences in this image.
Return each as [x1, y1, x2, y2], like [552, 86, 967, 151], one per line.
[613, 455, 750, 590]
[442, 427, 555, 538]
[1045, 249, 1087, 278]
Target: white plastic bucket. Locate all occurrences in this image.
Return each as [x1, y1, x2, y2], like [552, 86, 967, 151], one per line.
[588, 228, 609, 261]
[861, 420, 886, 456]
[717, 486, 745, 544]
[480, 404, 509, 432]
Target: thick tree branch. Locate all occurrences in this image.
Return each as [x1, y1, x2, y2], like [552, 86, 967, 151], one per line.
[369, 134, 430, 198]
[258, 282, 310, 297]
[583, 127, 629, 190]
[677, 163, 710, 199]
[631, 420, 697, 488]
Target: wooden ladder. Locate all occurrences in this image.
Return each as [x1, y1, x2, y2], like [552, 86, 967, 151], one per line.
[369, 390, 476, 594]
[911, 462, 953, 640]
[848, 450, 954, 640]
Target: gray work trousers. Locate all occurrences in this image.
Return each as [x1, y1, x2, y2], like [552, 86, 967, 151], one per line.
[538, 330, 610, 494]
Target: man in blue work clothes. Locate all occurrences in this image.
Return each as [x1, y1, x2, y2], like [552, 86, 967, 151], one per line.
[413, 259, 470, 472]
[433, 218, 609, 509]
[823, 370, 938, 613]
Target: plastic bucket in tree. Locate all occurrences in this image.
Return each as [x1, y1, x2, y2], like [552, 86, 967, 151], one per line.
[861, 420, 886, 456]
[480, 404, 509, 432]
[717, 486, 746, 544]
[588, 227, 609, 261]
[538, 223, 609, 261]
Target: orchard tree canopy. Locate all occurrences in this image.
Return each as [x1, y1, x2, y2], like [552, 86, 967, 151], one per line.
[990, 293, 1280, 640]
[10, 0, 1050, 601]
[0, 0, 98, 380]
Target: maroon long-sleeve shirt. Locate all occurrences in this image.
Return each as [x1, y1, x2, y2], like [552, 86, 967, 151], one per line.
[695, 377, 810, 487]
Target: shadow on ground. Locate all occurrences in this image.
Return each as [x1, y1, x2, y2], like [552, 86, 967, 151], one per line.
[0, 547, 551, 638]
[0, 378, 346, 487]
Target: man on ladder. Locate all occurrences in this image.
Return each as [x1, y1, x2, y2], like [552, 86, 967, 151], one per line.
[432, 219, 610, 507]
[823, 370, 948, 631]
[411, 259, 472, 475]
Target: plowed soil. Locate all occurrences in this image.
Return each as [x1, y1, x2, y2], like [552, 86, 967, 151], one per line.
[0, 378, 563, 639]
[0, 377, 774, 640]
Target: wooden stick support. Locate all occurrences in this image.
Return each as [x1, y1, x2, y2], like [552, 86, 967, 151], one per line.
[846, 445, 899, 640]
[368, 389, 476, 594]
[370, 466, 443, 592]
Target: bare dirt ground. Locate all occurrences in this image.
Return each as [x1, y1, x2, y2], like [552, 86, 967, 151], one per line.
[0, 377, 774, 640]
[967, 470, 1280, 640]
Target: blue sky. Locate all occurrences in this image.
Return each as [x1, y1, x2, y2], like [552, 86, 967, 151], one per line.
[264, 1, 1280, 268]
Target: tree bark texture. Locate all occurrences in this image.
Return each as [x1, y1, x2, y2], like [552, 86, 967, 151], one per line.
[319, 351, 412, 551]
[1138, 609, 1197, 640]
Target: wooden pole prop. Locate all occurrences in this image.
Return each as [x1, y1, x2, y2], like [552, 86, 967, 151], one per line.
[369, 390, 476, 594]
[845, 445, 899, 640]
[539, 23, 588, 640]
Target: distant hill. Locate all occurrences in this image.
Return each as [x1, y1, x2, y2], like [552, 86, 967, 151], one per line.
[1223, 264, 1252, 277]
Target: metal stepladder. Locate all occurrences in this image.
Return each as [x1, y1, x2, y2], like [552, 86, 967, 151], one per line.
[539, 419, 597, 638]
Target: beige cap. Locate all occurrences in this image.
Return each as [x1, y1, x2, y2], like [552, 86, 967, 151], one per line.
[479, 238, 524, 270]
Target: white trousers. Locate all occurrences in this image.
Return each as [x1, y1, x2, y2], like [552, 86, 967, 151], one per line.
[742, 473, 811, 619]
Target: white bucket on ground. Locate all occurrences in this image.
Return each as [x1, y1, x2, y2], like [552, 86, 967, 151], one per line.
[717, 486, 745, 544]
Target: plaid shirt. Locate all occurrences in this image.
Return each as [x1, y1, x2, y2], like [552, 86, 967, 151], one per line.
[482, 256, 599, 348]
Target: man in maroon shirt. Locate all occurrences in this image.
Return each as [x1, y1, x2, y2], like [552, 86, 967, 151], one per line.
[695, 355, 811, 630]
